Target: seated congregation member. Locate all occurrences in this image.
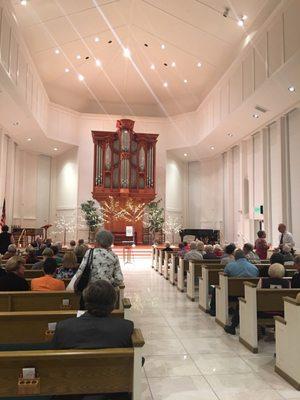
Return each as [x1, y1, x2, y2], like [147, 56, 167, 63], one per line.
[162, 241, 173, 252]
[0, 256, 29, 291]
[291, 256, 300, 288]
[220, 243, 236, 265]
[196, 241, 206, 256]
[223, 250, 259, 334]
[74, 239, 88, 263]
[178, 242, 186, 257]
[282, 244, 294, 265]
[254, 230, 270, 260]
[75, 230, 124, 287]
[31, 235, 43, 250]
[184, 241, 203, 261]
[1, 244, 17, 260]
[55, 251, 78, 280]
[243, 243, 260, 261]
[203, 245, 219, 259]
[25, 246, 38, 264]
[270, 251, 284, 265]
[0, 225, 14, 255]
[214, 244, 223, 258]
[31, 258, 65, 291]
[32, 247, 54, 270]
[69, 240, 76, 250]
[51, 245, 62, 265]
[258, 263, 290, 288]
[53, 280, 133, 349]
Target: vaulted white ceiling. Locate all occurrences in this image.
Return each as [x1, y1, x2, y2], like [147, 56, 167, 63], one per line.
[11, 0, 280, 117]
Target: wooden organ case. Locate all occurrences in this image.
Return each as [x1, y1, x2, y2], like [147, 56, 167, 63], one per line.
[92, 119, 158, 243]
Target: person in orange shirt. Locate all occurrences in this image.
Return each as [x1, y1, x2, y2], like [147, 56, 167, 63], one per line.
[31, 258, 65, 291]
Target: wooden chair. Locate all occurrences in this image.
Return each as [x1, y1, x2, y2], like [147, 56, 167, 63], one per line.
[0, 309, 125, 344]
[239, 283, 300, 353]
[0, 329, 144, 400]
[215, 273, 260, 327]
[198, 265, 224, 312]
[275, 296, 300, 390]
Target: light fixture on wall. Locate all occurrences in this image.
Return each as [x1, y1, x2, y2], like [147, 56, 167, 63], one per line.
[288, 86, 295, 92]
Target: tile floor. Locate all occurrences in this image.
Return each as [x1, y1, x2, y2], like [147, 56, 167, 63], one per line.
[122, 258, 300, 400]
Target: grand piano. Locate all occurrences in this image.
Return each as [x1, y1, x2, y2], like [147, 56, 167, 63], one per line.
[179, 229, 220, 244]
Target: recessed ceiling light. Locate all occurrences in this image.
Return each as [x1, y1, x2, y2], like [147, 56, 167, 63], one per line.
[20, 0, 27, 5]
[95, 59, 102, 67]
[184, 153, 188, 157]
[76, 54, 81, 60]
[123, 48, 131, 58]
[237, 19, 244, 27]
[78, 74, 84, 81]
[163, 62, 168, 67]
[144, 43, 148, 47]
[108, 40, 112, 44]
[183, 79, 188, 83]
[27, 138, 32, 141]
[161, 44, 166, 50]
[210, 146, 215, 150]
[54, 49, 60, 54]
[53, 147, 58, 151]
[171, 61, 176, 67]
[163, 82, 168, 87]
[288, 86, 295, 92]
[242, 15, 248, 21]
[150, 64, 155, 70]
[197, 62, 202, 67]
[227, 133, 233, 137]
[252, 113, 259, 118]
[94, 37, 100, 43]
[12, 122, 19, 126]
[64, 68, 70, 73]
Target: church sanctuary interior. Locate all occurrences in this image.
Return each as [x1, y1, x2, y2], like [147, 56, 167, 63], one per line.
[1, 0, 300, 399]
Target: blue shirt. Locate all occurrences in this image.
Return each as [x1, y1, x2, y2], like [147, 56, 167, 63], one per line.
[224, 258, 259, 277]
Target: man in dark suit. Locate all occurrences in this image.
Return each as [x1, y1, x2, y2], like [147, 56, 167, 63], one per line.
[52, 280, 133, 349]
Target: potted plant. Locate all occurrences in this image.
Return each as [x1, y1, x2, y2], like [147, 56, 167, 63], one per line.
[144, 199, 165, 244]
[80, 200, 103, 242]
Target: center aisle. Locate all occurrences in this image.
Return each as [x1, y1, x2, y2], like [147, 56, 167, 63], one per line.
[121, 259, 300, 400]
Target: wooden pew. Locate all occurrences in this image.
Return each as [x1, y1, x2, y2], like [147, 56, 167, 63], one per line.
[177, 258, 189, 292]
[151, 246, 156, 268]
[153, 247, 159, 271]
[239, 283, 300, 353]
[275, 296, 300, 390]
[26, 278, 71, 288]
[163, 251, 177, 280]
[198, 264, 225, 311]
[0, 309, 125, 344]
[0, 328, 144, 400]
[169, 253, 179, 285]
[215, 273, 260, 327]
[24, 269, 44, 279]
[186, 261, 205, 301]
[158, 249, 164, 274]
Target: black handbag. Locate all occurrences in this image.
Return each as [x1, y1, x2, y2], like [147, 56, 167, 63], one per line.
[74, 248, 94, 293]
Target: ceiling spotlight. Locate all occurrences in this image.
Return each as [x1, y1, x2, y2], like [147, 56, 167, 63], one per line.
[223, 7, 230, 17]
[76, 54, 81, 60]
[95, 59, 102, 67]
[210, 146, 215, 150]
[171, 61, 176, 67]
[252, 113, 259, 119]
[94, 37, 100, 43]
[64, 68, 70, 73]
[20, 0, 27, 5]
[197, 62, 202, 67]
[27, 138, 32, 142]
[237, 18, 244, 27]
[183, 79, 188, 83]
[150, 64, 155, 70]
[163, 82, 168, 87]
[54, 49, 60, 54]
[288, 86, 295, 92]
[53, 147, 58, 151]
[242, 15, 248, 21]
[184, 153, 188, 157]
[227, 133, 233, 137]
[78, 74, 84, 81]
[161, 44, 166, 50]
[123, 48, 131, 58]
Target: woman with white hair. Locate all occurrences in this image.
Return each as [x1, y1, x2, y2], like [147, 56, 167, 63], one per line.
[184, 241, 203, 261]
[75, 229, 124, 288]
[1, 244, 17, 260]
[258, 263, 290, 289]
[203, 245, 219, 260]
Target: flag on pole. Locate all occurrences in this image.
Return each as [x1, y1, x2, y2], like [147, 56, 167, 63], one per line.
[0, 199, 6, 228]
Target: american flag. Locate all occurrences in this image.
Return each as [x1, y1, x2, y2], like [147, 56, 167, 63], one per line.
[0, 199, 6, 228]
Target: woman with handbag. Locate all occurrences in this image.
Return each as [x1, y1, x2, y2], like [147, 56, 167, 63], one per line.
[72, 230, 124, 308]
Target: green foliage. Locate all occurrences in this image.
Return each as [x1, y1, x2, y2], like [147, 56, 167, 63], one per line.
[144, 199, 165, 233]
[80, 200, 103, 232]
